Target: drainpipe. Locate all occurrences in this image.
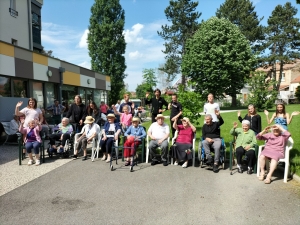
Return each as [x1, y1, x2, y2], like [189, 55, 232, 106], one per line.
[27, 0, 32, 50]
[59, 67, 65, 105]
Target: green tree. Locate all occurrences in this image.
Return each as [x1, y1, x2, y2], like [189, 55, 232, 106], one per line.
[263, 2, 300, 91]
[177, 84, 204, 125]
[216, 0, 264, 52]
[297, 0, 300, 4]
[142, 69, 157, 88]
[135, 83, 153, 100]
[88, 0, 126, 104]
[182, 17, 256, 106]
[247, 71, 278, 111]
[158, 0, 201, 87]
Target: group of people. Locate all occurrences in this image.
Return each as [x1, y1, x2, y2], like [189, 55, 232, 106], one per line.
[13, 91, 299, 185]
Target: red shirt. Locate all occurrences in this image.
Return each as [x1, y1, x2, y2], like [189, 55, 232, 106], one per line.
[100, 104, 108, 114]
[176, 125, 193, 144]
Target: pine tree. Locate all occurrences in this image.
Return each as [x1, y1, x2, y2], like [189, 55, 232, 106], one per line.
[88, 0, 126, 104]
[216, 0, 264, 52]
[158, 0, 201, 87]
[263, 2, 300, 91]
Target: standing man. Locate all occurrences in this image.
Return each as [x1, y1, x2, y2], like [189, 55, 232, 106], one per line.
[115, 100, 121, 112]
[119, 94, 134, 114]
[168, 93, 183, 137]
[47, 99, 66, 125]
[145, 88, 168, 123]
[204, 93, 220, 122]
[147, 114, 170, 166]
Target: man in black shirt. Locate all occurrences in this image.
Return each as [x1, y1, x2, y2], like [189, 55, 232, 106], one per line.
[202, 111, 224, 173]
[145, 89, 168, 123]
[119, 93, 134, 114]
[168, 94, 183, 137]
[66, 95, 86, 132]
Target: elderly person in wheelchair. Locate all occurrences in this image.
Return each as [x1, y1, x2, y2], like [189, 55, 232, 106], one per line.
[170, 117, 196, 168]
[202, 112, 224, 172]
[230, 120, 257, 174]
[256, 124, 291, 184]
[72, 116, 100, 161]
[48, 117, 73, 157]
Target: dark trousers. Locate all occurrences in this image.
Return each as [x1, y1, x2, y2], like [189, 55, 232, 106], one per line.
[151, 114, 157, 123]
[100, 137, 115, 154]
[49, 133, 70, 146]
[236, 146, 256, 167]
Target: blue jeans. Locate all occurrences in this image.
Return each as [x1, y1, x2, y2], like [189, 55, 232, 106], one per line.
[25, 141, 41, 154]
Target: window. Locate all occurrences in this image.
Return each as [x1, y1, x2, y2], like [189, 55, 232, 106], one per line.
[0, 76, 12, 97]
[9, 0, 18, 17]
[11, 39, 18, 46]
[94, 90, 101, 106]
[45, 83, 57, 108]
[13, 79, 27, 97]
[79, 88, 86, 105]
[32, 82, 44, 108]
[62, 85, 78, 106]
[281, 72, 285, 82]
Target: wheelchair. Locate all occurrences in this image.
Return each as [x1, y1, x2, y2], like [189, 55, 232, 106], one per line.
[47, 126, 75, 158]
[198, 137, 226, 169]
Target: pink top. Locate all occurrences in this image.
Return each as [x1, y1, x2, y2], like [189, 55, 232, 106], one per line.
[19, 125, 42, 143]
[100, 104, 108, 114]
[121, 113, 132, 127]
[176, 125, 193, 144]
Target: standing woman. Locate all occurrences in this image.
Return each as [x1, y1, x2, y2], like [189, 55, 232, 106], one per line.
[145, 88, 168, 123]
[264, 103, 300, 130]
[237, 104, 261, 134]
[86, 101, 100, 125]
[66, 95, 86, 132]
[15, 98, 43, 127]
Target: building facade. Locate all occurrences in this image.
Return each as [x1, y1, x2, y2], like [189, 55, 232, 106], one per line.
[0, 0, 111, 121]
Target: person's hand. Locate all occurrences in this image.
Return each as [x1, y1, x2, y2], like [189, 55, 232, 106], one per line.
[79, 120, 83, 125]
[215, 110, 220, 116]
[244, 145, 250, 151]
[150, 136, 156, 141]
[60, 134, 63, 140]
[206, 137, 214, 143]
[233, 121, 238, 129]
[114, 135, 118, 141]
[16, 101, 23, 108]
[291, 111, 300, 116]
[102, 135, 107, 141]
[264, 110, 269, 116]
[171, 117, 177, 122]
[145, 92, 149, 98]
[20, 118, 25, 124]
[158, 109, 163, 113]
[158, 139, 164, 144]
[264, 126, 271, 132]
[237, 111, 241, 117]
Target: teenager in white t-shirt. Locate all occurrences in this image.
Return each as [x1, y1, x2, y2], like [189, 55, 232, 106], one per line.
[203, 93, 220, 122]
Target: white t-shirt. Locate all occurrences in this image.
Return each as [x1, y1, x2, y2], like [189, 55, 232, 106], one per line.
[204, 102, 220, 122]
[148, 122, 169, 140]
[85, 123, 100, 139]
[20, 107, 42, 127]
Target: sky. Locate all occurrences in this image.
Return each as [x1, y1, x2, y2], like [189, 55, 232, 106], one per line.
[41, 0, 300, 91]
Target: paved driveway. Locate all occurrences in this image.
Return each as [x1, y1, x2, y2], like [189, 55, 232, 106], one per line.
[1, 156, 299, 225]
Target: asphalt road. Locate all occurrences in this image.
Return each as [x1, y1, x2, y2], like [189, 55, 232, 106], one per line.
[1, 158, 300, 225]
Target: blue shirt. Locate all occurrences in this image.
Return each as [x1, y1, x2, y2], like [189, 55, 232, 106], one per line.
[124, 125, 146, 141]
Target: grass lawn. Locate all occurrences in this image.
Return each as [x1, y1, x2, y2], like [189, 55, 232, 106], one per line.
[141, 104, 300, 176]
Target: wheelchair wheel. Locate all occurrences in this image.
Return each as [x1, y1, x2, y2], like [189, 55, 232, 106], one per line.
[130, 165, 133, 172]
[110, 165, 113, 171]
[199, 153, 204, 168]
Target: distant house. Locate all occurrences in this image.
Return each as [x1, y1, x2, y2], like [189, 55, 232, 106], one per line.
[239, 60, 300, 104]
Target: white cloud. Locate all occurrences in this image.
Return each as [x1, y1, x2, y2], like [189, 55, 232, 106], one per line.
[41, 21, 167, 91]
[79, 29, 89, 48]
[252, 0, 261, 5]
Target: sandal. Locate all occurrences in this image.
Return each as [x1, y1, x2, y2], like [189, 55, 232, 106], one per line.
[258, 173, 265, 181]
[264, 176, 271, 184]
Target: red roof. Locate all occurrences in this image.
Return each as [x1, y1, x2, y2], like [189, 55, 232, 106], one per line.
[291, 76, 300, 84]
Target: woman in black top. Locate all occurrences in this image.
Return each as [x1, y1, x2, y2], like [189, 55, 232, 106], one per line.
[66, 95, 86, 132]
[145, 88, 168, 123]
[237, 104, 261, 134]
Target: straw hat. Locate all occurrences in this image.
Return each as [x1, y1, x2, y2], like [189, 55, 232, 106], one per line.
[84, 116, 95, 124]
[155, 114, 165, 120]
[132, 117, 140, 122]
[107, 113, 116, 119]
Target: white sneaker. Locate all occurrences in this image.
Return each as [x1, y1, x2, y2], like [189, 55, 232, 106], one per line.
[35, 160, 40, 166]
[28, 160, 33, 165]
[174, 161, 178, 166]
[182, 162, 188, 168]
